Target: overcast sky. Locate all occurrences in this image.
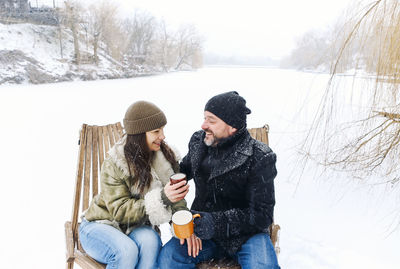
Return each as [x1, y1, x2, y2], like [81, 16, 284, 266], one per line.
[34, 0, 359, 59]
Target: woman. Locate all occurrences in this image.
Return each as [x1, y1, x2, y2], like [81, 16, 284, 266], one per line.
[79, 101, 189, 269]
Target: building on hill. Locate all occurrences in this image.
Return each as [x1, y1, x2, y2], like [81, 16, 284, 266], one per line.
[0, 0, 58, 25]
[0, 0, 29, 13]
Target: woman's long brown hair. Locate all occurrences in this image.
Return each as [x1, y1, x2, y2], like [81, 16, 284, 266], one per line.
[124, 133, 178, 195]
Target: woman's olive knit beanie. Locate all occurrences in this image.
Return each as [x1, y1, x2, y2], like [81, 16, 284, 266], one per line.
[123, 101, 167, 134]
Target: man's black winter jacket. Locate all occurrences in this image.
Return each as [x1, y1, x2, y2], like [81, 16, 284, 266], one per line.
[180, 128, 277, 256]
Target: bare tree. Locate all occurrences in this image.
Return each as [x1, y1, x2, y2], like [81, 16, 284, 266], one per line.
[54, 7, 65, 59]
[122, 9, 157, 65]
[280, 30, 331, 71]
[174, 24, 203, 70]
[99, 3, 123, 61]
[280, 9, 363, 73]
[51, 1, 203, 72]
[64, 0, 82, 65]
[149, 19, 176, 71]
[86, 0, 121, 64]
[302, 0, 400, 187]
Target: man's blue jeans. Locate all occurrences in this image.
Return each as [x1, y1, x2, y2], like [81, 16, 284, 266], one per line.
[158, 233, 280, 269]
[79, 219, 161, 269]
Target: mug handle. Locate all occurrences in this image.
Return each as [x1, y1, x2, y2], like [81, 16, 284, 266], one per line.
[192, 213, 201, 220]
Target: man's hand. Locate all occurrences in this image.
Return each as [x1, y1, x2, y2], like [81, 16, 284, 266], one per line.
[164, 180, 189, 203]
[191, 210, 215, 240]
[180, 234, 202, 257]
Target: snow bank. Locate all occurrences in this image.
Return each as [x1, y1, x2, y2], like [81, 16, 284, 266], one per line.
[0, 23, 142, 84]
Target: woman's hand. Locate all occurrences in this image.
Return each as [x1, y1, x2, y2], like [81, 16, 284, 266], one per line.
[180, 234, 202, 257]
[164, 180, 189, 203]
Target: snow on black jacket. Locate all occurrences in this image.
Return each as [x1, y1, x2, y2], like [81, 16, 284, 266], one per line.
[180, 128, 277, 256]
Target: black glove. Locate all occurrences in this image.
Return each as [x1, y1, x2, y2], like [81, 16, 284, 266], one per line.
[191, 210, 215, 240]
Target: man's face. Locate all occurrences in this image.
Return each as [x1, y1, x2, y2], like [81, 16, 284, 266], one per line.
[201, 111, 237, 146]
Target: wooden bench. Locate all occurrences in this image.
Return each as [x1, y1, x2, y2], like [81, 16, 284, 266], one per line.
[65, 123, 280, 269]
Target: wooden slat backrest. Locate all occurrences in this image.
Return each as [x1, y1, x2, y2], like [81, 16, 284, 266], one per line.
[70, 123, 124, 250]
[102, 125, 110, 154]
[98, 126, 105, 171]
[92, 126, 99, 197]
[70, 124, 87, 248]
[107, 125, 115, 146]
[116, 122, 124, 137]
[248, 124, 269, 146]
[83, 126, 92, 211]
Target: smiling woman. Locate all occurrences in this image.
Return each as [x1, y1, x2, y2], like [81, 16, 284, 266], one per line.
[146, 127, 166, 151]
[69, 100, 190, 269]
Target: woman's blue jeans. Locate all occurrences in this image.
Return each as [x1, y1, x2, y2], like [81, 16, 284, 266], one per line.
[158, 233, 280, 269]
[79, 219, 161, 269]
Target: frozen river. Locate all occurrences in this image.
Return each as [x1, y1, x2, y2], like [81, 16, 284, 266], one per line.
[0, 66, 399, 268]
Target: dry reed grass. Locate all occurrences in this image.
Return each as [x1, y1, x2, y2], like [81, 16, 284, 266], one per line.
[302, 0, 400, 187]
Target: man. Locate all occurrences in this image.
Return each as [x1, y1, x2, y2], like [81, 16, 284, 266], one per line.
[159, 91, 280, 269]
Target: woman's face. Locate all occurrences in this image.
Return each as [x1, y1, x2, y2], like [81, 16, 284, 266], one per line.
[146, 126, 165, 151]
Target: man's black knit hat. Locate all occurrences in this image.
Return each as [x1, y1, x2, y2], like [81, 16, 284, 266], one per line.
[204, 91, 251, 129]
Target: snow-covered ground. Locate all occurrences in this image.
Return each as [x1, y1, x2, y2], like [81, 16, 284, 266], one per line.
[0, 67, 399, 268]
[0, 23, 138, 84]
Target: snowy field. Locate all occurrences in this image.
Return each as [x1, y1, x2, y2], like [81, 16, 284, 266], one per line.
[0, 66, 399, 268]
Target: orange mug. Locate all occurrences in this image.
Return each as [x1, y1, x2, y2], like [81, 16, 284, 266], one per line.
[172, 210, 201, 239]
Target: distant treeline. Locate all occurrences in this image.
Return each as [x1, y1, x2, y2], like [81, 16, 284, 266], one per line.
[280, 1, 395, 74]
[55, 0, 203, 71]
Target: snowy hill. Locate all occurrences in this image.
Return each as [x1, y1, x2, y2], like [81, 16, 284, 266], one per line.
[0, 22, 147, 85]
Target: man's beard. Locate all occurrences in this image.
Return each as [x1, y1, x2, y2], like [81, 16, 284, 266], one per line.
[203, 130, 218, 147]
